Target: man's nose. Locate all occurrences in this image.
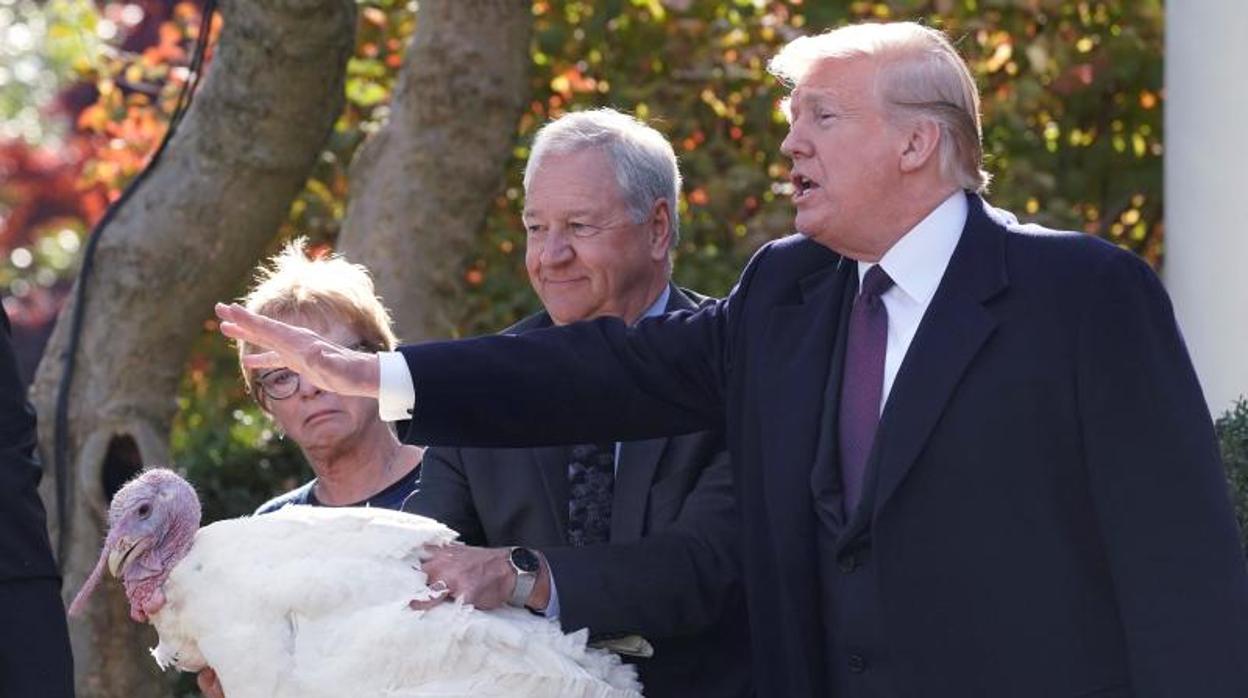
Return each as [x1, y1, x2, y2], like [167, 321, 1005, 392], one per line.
[539, 231, 575, 265]
[780, 125, 807, 160]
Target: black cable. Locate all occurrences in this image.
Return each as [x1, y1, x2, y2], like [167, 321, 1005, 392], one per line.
[55, 0, 219, 568]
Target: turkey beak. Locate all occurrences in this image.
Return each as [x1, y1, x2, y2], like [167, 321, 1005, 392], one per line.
[108, 537, 148, 578]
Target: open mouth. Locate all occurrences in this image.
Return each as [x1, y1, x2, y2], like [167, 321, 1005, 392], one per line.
[791, 173, 819, 202]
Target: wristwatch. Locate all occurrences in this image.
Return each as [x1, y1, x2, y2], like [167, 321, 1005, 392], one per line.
[507, 547, 541, 607]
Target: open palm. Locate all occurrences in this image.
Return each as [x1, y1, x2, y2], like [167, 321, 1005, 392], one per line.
[215, 303, 380, 399]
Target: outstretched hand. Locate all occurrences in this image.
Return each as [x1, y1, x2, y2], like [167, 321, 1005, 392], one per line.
[214, 303, 381, 399]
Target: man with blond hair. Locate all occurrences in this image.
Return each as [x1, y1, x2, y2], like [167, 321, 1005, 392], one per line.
[219, 21, 1248, 696]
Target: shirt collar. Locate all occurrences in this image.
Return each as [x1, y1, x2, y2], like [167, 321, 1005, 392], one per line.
[637, 284, 672, 324]
[857, 191, 967, 305]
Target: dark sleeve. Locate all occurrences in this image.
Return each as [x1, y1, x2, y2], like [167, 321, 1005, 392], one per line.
[542, 440, 741, 639]
[398, 241, 777, 449]
[401, 447, 486, 545]
[0, 308, 74, 697]
[1076, 251, 1248, 694]
[400, 303, 729, 448]
[0, 579, 74, 698]
[0, 307, 59, 580]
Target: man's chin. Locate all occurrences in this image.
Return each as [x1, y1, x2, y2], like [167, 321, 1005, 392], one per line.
[792, 210, 827, 239]
[541, 297, 596, 326]
[547, 309, 591, 325]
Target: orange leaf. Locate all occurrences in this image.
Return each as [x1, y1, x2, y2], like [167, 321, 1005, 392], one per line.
[76, 104, 108, 133]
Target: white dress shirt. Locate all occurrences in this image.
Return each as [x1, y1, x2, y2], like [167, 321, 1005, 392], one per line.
[378, 285, 673, 620]
[857, 190, 967, 413]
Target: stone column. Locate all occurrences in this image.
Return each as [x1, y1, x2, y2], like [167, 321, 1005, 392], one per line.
[1164, 0, 1248, 416]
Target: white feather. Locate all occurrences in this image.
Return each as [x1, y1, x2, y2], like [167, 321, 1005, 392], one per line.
[146, 505, 642, 697]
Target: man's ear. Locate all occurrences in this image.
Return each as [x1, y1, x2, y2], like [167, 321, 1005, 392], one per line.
[648, 198, 673, 261]
[899, 117, 942, 174]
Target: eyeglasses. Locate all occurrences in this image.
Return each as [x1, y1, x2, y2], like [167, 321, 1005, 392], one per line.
[254, 340, 378, 402]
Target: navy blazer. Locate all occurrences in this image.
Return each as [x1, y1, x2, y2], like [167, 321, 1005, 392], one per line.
[401, 194, 1248, 697]
[0, 307, 58, 582]
[1, 306, 75, 697]
[406, 286, 752, 697]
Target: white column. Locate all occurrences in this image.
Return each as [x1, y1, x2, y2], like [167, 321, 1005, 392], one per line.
[1164, 0, 1248, 416]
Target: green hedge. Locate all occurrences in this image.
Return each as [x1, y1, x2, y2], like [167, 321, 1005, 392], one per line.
[1217, 398, 1248, 554]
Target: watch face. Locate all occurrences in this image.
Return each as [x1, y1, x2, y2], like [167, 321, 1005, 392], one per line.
[510, 547, 541, 574]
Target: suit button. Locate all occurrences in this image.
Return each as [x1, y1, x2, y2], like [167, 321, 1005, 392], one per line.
[847, 653, 867, 673]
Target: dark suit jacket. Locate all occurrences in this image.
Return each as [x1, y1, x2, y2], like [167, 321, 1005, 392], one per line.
[406, 286, 752, 697]
[400, 194, 1248, 697]
[0, 308, 58, 582]
[1, 306, 74, 696]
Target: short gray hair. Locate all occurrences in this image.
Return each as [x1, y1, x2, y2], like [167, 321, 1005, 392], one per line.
[524, 108, 682, 246]
[769, 22, 990, 192]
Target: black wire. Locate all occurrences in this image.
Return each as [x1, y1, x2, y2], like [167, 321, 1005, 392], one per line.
[55, 0, 219, 568]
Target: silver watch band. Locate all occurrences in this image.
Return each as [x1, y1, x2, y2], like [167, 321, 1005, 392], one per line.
[509, 552, 537, 607]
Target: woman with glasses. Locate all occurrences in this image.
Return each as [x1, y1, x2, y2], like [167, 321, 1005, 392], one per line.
[237, 239, 424, 515]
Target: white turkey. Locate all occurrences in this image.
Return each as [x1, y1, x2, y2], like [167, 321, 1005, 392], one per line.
[69, 468, 642, 697]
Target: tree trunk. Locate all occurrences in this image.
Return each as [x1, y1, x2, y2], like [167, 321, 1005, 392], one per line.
[30, 0, 357, 693]
[338, 0, 532, 342]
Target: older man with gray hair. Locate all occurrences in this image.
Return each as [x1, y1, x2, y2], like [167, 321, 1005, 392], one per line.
[403, 108, 753, 698]
[219, 21, 1248, 697]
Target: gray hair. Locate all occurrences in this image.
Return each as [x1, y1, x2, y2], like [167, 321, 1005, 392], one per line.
[769, 22, 990, 193]
[524, 108, 682, 247]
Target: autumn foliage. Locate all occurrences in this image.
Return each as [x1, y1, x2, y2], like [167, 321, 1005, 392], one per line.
[2, 0, 1164, 519]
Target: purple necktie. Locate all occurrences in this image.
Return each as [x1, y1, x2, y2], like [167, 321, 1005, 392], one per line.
[838, 265, 894, 514]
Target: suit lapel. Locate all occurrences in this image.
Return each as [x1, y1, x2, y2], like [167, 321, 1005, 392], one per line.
[866, 194, 1010, 522]
[611, 439, 666, 542]
[809, 271, 858, 528]
[609, 284, 700, 543]
[507, 310, 572, 539]
[759, 257, 854, 578]
[532, 446, 571, 543]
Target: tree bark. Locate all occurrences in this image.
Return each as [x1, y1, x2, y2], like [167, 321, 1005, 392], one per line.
[338, 0, 532, 342]
[30, 0, 357, 693]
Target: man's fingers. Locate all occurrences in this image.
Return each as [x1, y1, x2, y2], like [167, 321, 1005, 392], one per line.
[410, 578, 453, 610]
[409, 596, 448, 611]
[240, 351, 285, 371]
[197, 667, 225, 698]
[215, 303, 311, 353]
[420, 546, 457, 569]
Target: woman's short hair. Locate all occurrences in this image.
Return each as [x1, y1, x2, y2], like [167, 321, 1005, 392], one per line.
[236, 238, 398, 398]
[768, 21, 990, 192]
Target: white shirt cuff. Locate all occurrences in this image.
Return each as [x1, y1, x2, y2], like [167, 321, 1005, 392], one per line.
[377, 351, 415, 422]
